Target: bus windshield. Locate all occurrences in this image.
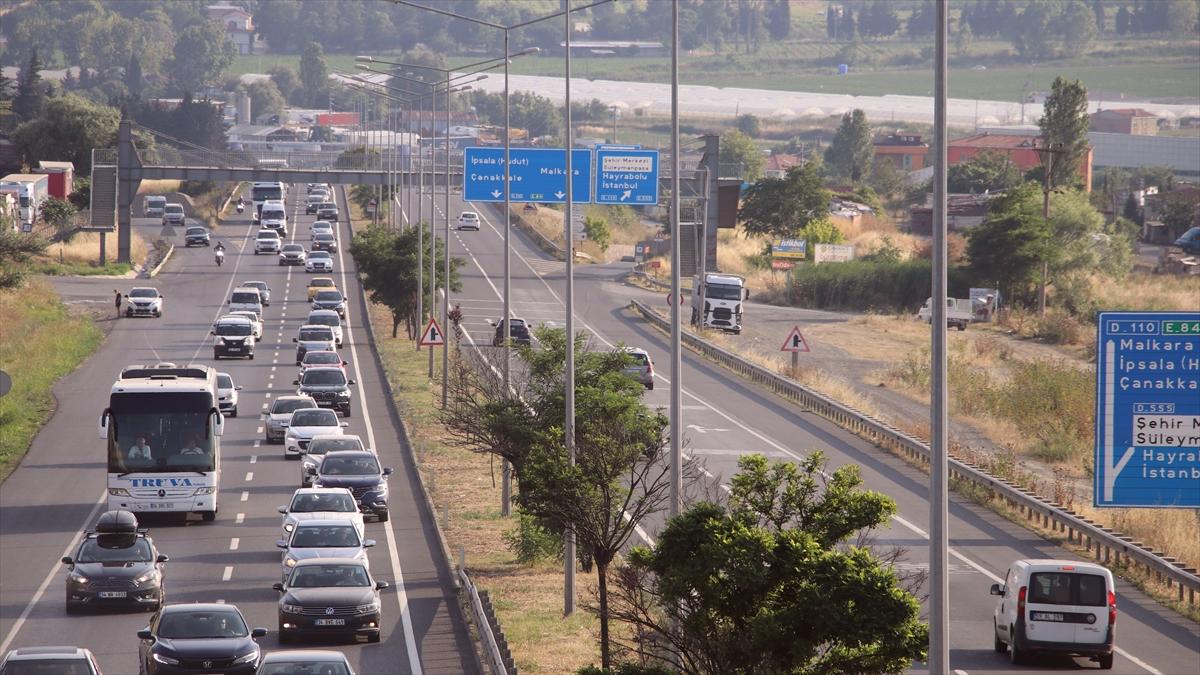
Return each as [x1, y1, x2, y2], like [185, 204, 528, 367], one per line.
[107, 392, 216, 473]
[251, 184, 283, 202]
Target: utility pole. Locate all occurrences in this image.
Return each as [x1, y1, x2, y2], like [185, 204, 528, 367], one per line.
[563, 1, 576, 618]
[1034, 140, 1064, 317]
[669, 0, 682, 518]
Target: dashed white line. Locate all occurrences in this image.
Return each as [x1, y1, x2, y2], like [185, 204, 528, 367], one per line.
[252, 440, 260, 448]
[245, 471, 254, 481]
[229, 538, 240, 551]
[240, 490, 249, 502]
[250, 454, 257, 463]
[221, 566, 233, 581]
[255, 426, 263, 434]
[261, 402, 268, 410]
[235, 513, 245, 524]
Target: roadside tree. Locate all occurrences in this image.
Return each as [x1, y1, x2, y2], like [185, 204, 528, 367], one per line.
[947, 150, 1024, 194]
[739, 162, 830, 239]
[824, 109, 874, 183]
[1039, 77, 1091, 189]
[299, 42, 330, 109]
[349, 225, 461, 338]
[11, 95, 120, 173]
[168, 23, 234, 95]
[720, 129, 764, 182]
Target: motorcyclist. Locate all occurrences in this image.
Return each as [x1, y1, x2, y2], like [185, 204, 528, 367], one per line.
[236, 196, 245, 214]
[214, 242, 225, 266]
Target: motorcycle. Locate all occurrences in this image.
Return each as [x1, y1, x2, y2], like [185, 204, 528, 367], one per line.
[236, 202, 244, 214]
[215, 249, 225, 266]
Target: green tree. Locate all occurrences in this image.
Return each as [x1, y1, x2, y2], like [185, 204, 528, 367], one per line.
[1039, 77, 1091, 189]
[739, 162, 831, 239]
[1115, 5, 1131, 34]
[954, 14, 974, 56]
[1161, 199, 1198, 238]
[40, 196, 76, 232]
[1167, 0, 1200, 37]
[733, 113, 761, 138]
[797, 217, 845, 245]
[11, 94, 120, 172]
[0, 227, 49, 290]
[1063, 0, 1098, 54]
[12, 48, 48, 122]
[1011, 0, 1057, 59]
[824, 109, 874, 183]
[1091, 0, 1106, 32]
[510, 91, 561, 139]
[947, 150, 1024, 193]
[335, 146, 380, 170]
[299, 41, 329, 108]
[967, 183, 1053, 301]
[608, 453, 927, 674]
[268, 65, 301, 105]
[168, 23, 234, 95]
[765, 0, 791, 40]
[238, 80, 286, 121]
[1122, 193, 1142, 225]
[349, 224, 461, 338]
[907, 0, 936, 36]
[124, 53, 144, 99]
[582, 216, 611, 252]
[720, 129, 764, 182]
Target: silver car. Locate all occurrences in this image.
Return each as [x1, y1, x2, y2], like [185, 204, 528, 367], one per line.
[300, 434, 367, 487]
[621, 347, 655, 390]
[264, 396, 317, 444]
[278, 487, 365, 539]
[276, 519, 374, 582]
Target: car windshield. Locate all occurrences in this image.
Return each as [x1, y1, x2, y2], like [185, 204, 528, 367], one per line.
[291, 525, 359, 548]
[257, 231, 279, 239]
[310, 251, 331, 259]
[302, 370, 346, 386]
[304, 350, 340, 363]
[299, 328, 333, 341]
[231, 292, 259, 304]
[157, 610, 249, 639]
[271, 399, 314, 415]
[1, 659, 96, 675]
[262, 209, 285, 220]
[288, 564, 370, 588]
[310, 279, 334, 288]
[217, 374, 233, 388]
[215, 323, 251, 336]
[75, 537, 153, 563]
[320, 456, 380, 476]
[291, 410, 337, 426]
[309, 438, 361, 454]
[186, 227, 205, 235]
[246, 282, 267, 291]
[129, 289, 157, 298]
[706, 283, 742, 300]
[258, 661, 351, 675]
[307, 316, 338, 329]
[165, 205, 183, 213]
[315, 291, 342, 302]
[314, 236, 334, 244]
[282, 245, 304, 253]
[289, 492, 356, 513]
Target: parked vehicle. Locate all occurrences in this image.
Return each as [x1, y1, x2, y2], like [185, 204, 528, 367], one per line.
[1175, 226, 1200, 255]
[0, 173, 49, 232]
[918, 297, 973, 331]
[691, 273, 749, 334]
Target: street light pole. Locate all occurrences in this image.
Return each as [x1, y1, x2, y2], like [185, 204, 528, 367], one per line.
[501, 28, 512, 517]
[563, 1, 576, 618]
[443, 70, 451, 407]
[669, 0, 682, 519]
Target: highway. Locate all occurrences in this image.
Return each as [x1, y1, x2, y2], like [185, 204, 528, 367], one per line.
[0, 186, 477, 674]
[425, 185, 1200, 675]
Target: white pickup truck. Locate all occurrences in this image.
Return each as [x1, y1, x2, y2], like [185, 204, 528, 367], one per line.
[918, 297, 973, 331]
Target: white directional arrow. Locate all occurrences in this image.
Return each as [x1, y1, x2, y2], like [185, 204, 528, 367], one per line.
[620, 189, 632, 201]
[491, 189, 502, 199]
[554, 191, 565, 199]
[686, 424, 729, 434]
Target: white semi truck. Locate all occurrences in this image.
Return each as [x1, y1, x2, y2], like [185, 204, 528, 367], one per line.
[0, 173, 50, 232]
[691, 273, 749, 334]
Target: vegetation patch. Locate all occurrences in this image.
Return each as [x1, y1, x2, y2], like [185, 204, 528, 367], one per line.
[0, 279, 104, 481]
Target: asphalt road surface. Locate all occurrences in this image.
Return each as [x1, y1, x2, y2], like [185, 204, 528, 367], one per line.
[427, 185, 1200, 675]
[0, 186, 477, 674]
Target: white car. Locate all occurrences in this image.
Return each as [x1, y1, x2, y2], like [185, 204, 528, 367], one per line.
[310, 221, 334, 240]
[276, 519, 374, 582]
[990, 559, 1116, 669]
[305, 250, 334, 273]
[263, 395, 317, 444]
[283, 407, 346, 459]
[255, 229, 281, 254]
[216, 371, 242, 417]
[278, 487, 365, 538]
[305, 309, 343, 346]
[299, 434, 367, 487]
[227, 310, 263, 340]
[124, 287, 163, 317]
[456, 211, 480, 231]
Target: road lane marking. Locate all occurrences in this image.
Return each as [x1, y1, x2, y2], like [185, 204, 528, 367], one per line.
[245, 472, 254, 481]
[222, 566, 233, 581]
[261, 402, 268, 410]
[256, 426, 263, 433]
[250, 454, 257, 463]
[229, 538, 240, 550]
[240, 490, 249, 502]
[235, 513, 245, 524]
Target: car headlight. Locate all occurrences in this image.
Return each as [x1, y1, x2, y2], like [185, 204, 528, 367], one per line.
[69, 573, 90, 585]
[284, 556, 298, 568]
[152, 653, 179, 665]
[108, 488, 130, 497]
[283, 522, 294, 533]
[194, 486, 215, 495]
[356, 600, 380, 614]
[337, 390, 350, 398]
[134, 570, 159, 585]
[232, 648, 260, 665]
[281, 603, 303, 614]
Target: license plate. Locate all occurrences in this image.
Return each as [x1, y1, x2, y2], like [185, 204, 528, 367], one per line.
[1032, 611, 1064, 622]
[314, 618, 345, 626]
[133, 503, 175, 510]
[228, 347, 241, 352]
[98, 591, 127, 598]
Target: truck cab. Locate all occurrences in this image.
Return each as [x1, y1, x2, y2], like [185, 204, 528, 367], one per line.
[692, 273, 749, 334]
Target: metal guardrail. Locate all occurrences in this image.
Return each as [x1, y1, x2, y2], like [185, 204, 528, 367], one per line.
[630, 299, 1200, 607]
[460, 568, 516, 675]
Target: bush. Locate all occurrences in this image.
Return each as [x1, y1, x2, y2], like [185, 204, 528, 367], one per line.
[578, 665, 673, 675]
[501, 510, 561, 565]
[179, 180, 216, 197]
[783, 259, 971, 312]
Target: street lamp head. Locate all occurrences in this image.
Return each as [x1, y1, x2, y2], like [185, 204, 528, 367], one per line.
[355, 55, 373, 63]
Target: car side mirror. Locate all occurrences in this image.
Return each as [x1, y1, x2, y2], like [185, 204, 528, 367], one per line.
[363, 539, 377, 548]
[156, 554, 169, 563]
[486, 319, 496, 326]
[251, 628, 268, 638]
[275, 540, 288, 549]
[272, 583, 284, 592]
[137, 629, 153, 641]
[347, 379, 356, 385]
[305, 465, 317, 474]
[342, 360, 348, 366]
[382, 467, 394, 476]
[277, 505, 287, 514]
[61, 556, 73, 565]
[744, 289, 750, 300]
[292, 338, 298, 343]
[210, 330, 215, 335]
[235, 386, 243, 391]
[376, 580, 390, 590]
[292, 380, 300, 385]
[989, 583, 1003, 596]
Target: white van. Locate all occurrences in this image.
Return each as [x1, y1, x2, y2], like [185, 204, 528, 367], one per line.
[991, 559, 1115, 669]
[228, 287, 265, 320]
[143, 195, 167, 218]
[260, 199, 288, 236]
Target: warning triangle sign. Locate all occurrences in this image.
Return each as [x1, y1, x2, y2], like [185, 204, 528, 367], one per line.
[418, 318, 446, 347]
[779, 325, 811, 353]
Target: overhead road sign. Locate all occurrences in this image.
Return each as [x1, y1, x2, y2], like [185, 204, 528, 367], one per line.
[1094, 311, 1200, 508]
[462, 147, 592, 204]
[595, 148, 659, 205]
[419, 318, 446, 347]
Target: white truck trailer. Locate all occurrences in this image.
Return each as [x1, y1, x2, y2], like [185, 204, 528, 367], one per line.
[692, 273, 749, 333]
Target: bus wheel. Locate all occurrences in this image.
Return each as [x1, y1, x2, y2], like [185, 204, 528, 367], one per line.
[202, 510, 216, 522]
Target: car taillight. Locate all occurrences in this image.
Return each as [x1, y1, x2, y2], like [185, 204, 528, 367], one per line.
[646, 361, 653, 374]
[1108, 590, 1116, 625]
[1017, 586, 1027, 618]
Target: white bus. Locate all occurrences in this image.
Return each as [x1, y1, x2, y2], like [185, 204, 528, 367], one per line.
[250, 181, 285, 220]
[99, 364, 225, 521]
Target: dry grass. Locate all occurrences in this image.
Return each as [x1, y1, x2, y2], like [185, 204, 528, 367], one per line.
[1088, 273, 1200, 312]
[45, 231, 148, 265]
[136, 179, 182, 195]
[367, 302, 603, 673]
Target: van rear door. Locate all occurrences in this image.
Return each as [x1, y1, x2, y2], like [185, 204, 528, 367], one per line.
[1026, 570, 1097, 645]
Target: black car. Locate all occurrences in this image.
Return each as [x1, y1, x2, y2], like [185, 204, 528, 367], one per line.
[294, 367, 354, 417]
[0, 646, 103, 675]
[312, 290, 347, 318]
[311, 451, 394, 522]
[62, 510, 167, 614]
[273, 559, 387, 644]
[315, 204, 338, 221]
[138, 603, 266, 675]
[184, 226, 211, 247]
[312, 232, 338, 253]
[491, 318, 532, 347]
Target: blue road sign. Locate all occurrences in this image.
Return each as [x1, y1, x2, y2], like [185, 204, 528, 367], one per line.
[462, 147, 591, 203]
[595, 149, 659, 205]
[1094, 311, 1200, 508]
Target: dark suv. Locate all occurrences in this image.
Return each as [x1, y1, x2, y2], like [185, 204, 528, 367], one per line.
[294, 367, 354, 417]
[492, 318, 532, 347]
[311, 451, 393, 522]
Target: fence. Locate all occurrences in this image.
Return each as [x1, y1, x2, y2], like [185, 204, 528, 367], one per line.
[629, 299, 1200, 607]
[460, 568, 517, 675]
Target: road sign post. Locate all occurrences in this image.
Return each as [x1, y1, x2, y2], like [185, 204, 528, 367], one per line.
[1095, 311, 1200, 508]
[462, 147, 592, 203]
[595, 148, 659, 204]
[780, 325, 811, 374]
